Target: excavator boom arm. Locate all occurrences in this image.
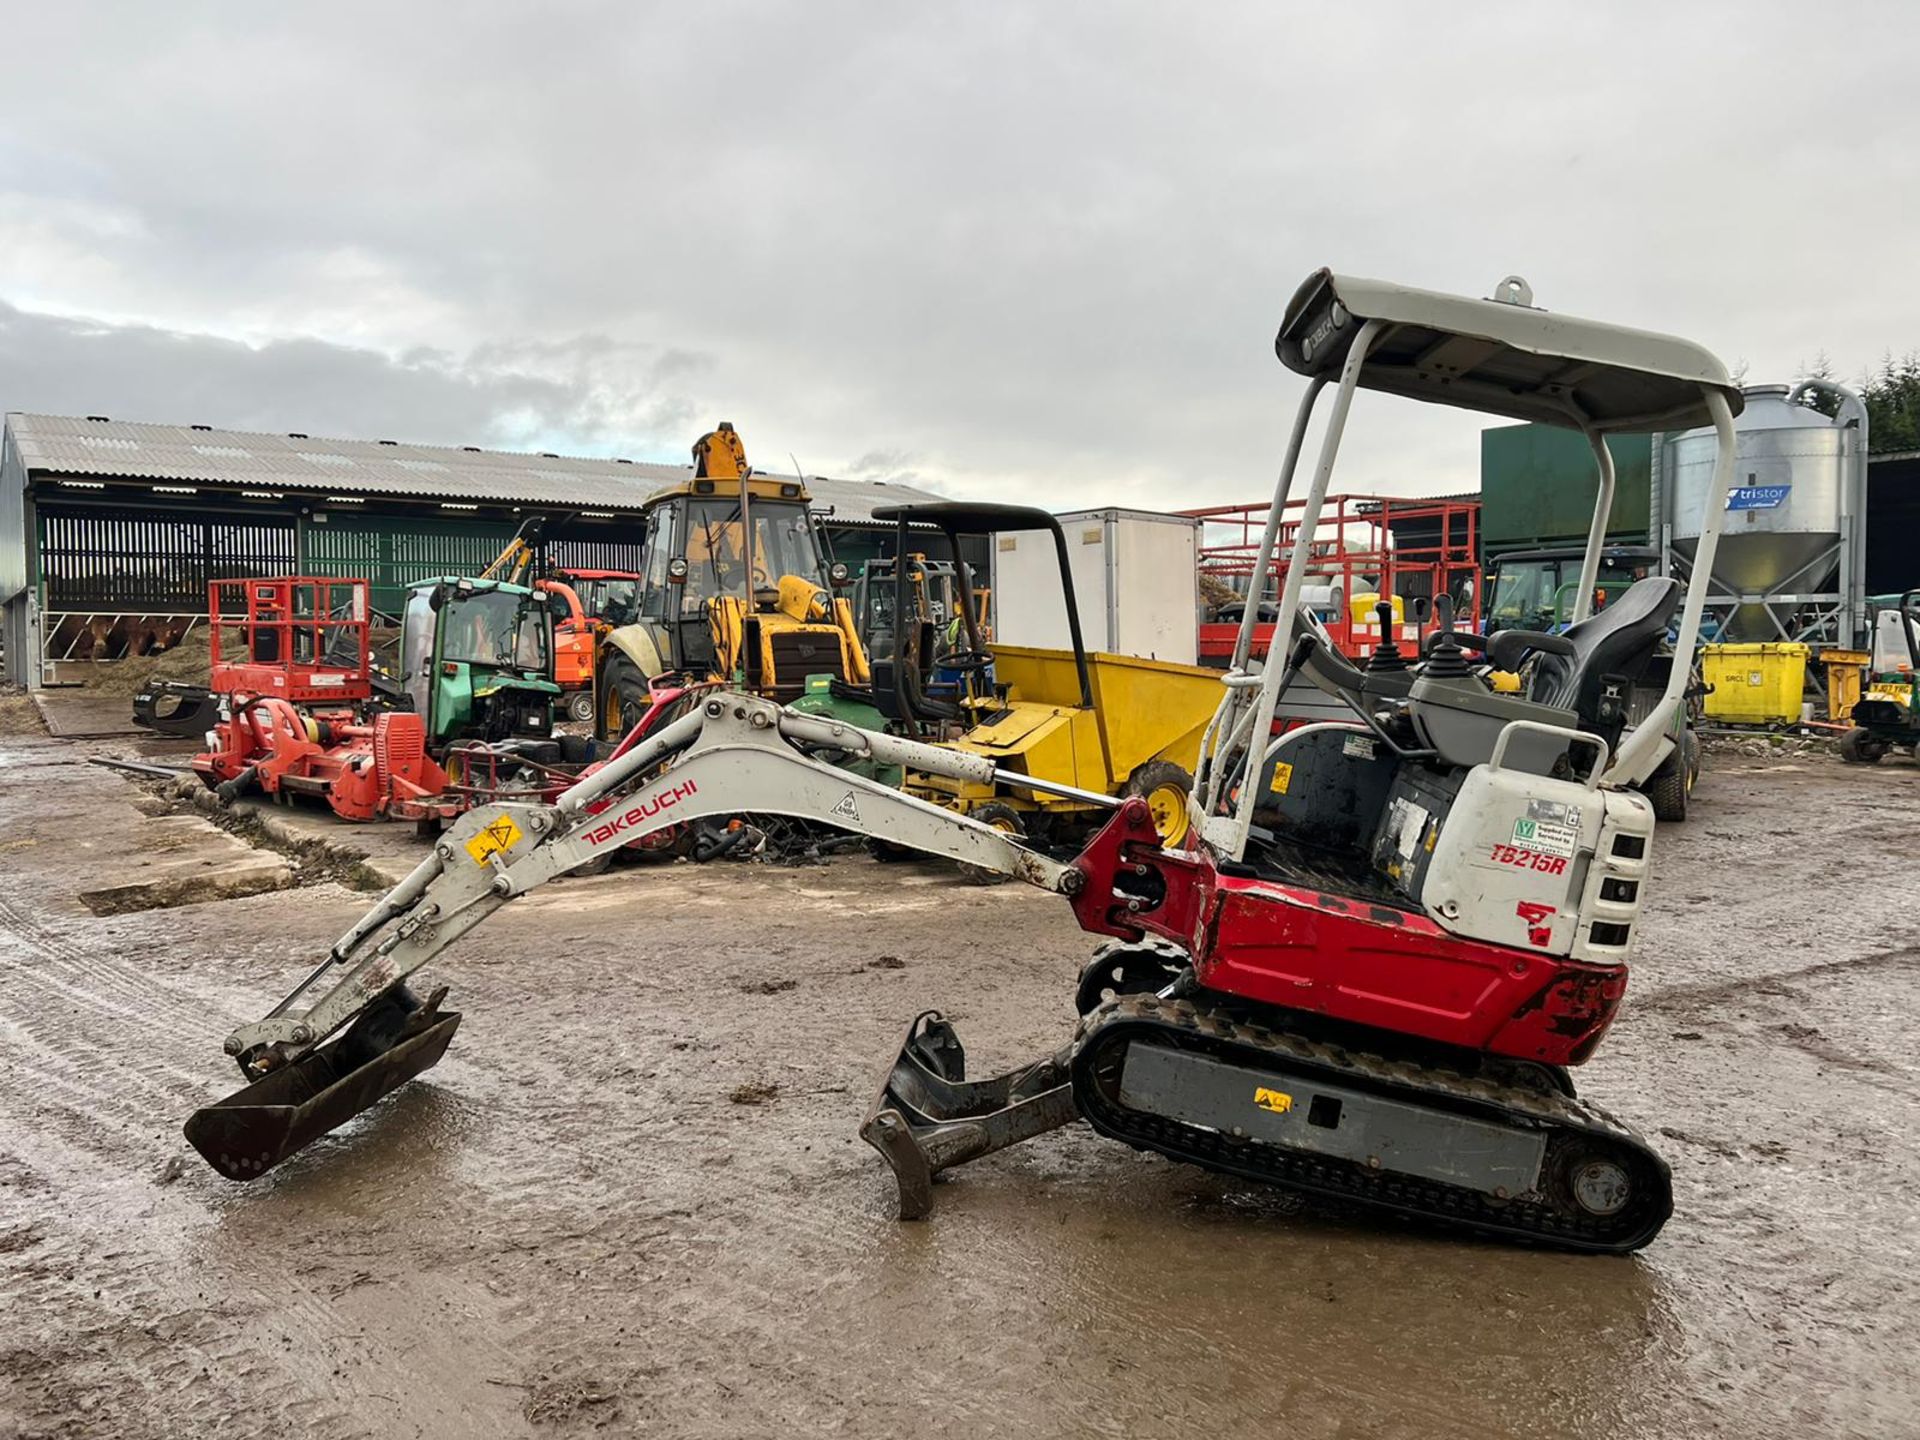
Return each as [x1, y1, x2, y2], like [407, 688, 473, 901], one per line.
[221, 694, 1077, 1068]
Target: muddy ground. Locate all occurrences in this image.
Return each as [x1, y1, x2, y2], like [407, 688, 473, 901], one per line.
[1, 724, 1916, 1439]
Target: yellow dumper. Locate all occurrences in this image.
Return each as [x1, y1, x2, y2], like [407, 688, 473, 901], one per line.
[908, 644, 1222, 844]
[870, 502, 1223, 847]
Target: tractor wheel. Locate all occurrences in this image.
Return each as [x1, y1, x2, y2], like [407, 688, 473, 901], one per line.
[1125, 760, 1195, 847]
[957, 802, 1025, 886]
[597, 655, 651, 744]
[566, 689, 595, 724]
[868, 838, 920, 863]
[1839, 727, 1885, 764]
[1644, 751, 1688, 823]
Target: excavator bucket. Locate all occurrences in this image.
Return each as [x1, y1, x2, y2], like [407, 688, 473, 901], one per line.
[133, 681, 223, 738]
[184, 987, 460, 1182]
[859, 1011, 1078, 1219]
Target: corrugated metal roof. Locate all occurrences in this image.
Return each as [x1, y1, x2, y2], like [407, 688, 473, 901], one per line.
[3, 412, 945, 522]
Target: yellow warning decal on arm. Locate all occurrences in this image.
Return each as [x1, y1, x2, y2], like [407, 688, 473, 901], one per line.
[465, 814, 524, 865]
[1253, 1087, 1293, 1114]
[1268, 761, 1293, 795]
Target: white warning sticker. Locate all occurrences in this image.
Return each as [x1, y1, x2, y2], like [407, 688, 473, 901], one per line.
[1342, 734, 1376, 760]
[829, 791, 862, 823]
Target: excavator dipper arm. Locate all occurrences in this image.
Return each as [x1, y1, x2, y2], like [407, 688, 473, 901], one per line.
[186, 692, 1083, 1180]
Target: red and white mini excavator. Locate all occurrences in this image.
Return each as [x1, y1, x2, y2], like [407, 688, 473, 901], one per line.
[184, 270, 1739, 1253]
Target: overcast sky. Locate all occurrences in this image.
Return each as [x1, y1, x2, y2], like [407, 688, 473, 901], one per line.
[2, 3, 1915, 507]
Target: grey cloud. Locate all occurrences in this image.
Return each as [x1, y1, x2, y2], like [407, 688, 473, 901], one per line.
[2, 2, 1917, 507]
[0, 302, 711, 458]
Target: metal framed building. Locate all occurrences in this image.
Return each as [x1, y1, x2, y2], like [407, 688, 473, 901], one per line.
[0, 412, 943, 685]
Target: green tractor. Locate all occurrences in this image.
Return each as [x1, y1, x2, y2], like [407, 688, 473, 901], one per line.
[399, 575, 576, 757]
[1840, 591, 1920, 764]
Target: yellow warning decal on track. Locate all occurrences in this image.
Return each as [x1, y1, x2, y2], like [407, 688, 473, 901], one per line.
[1253, 1087, 1293, 1114]
[1269, 761, 1293, 795]
[465, 814, 524, 865]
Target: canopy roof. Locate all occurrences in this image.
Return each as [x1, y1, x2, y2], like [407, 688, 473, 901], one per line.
[1275, 270, 1741, 434]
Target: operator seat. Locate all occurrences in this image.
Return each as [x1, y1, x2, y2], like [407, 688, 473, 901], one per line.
[1525, 577, 1682, 742]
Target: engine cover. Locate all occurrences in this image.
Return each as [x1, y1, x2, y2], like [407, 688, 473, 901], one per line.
[1416, 764, 1653, 960]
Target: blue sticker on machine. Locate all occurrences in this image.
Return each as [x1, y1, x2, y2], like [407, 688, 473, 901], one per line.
[1727, 485, 1791, 511]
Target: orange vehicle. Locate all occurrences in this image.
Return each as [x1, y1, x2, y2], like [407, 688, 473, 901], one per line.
[541, 570, 642, 722]
[480, 522, 641, 724]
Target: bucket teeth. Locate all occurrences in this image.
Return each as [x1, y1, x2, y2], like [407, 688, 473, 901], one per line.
[185, 992, 460, 1182]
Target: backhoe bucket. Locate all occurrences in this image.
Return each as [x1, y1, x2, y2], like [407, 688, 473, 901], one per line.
[133, 682, 222, 738]
[185, 988, 460, 1181]
[859, 1011, 1078, 1219]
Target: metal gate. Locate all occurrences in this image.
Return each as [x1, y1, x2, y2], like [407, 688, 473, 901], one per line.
[36, 504, 298, 684]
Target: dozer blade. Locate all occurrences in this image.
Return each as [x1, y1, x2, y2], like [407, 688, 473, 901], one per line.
[184, 989, 461, 1182]
[859, 1010, 1078, 1220]
[133, 681, 221, 738]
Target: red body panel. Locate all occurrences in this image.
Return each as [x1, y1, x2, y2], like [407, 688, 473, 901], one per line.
[193, 699, 448, 822]
[1065, 802, 1626, 1069]
[1197, 616, 1421, 665]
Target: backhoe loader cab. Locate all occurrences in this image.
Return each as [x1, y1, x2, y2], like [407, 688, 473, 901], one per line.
[594, 424, 871, 737]
[400, 577, 561, 746]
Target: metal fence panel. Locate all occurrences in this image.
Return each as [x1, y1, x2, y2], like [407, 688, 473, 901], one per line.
[38, 504, 298, 609]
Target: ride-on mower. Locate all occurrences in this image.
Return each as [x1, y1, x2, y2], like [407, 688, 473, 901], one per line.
[1840, 591, 1920, 763]
[184, 269, 1737, 1255]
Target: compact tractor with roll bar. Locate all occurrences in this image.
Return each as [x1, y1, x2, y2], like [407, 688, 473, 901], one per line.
[1840, 590, 1920, 763]
[183, 268, 1738, 1254]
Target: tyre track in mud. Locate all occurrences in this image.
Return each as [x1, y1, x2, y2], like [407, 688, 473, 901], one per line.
[0, 748, 535, 1439]
[4, 739, 1920, 1438]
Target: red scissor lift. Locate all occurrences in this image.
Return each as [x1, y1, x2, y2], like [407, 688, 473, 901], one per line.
[1184, 494, 1481, 665]
[207, 577, 372, 703]
[191, 578, 453, 821]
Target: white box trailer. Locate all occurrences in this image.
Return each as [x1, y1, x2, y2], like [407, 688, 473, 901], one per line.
[991, 507, 1199, 665]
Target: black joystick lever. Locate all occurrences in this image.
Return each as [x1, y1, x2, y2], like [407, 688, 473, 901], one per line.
[1366, 599, 1408, 672]
[1422, 595, 1474, 678]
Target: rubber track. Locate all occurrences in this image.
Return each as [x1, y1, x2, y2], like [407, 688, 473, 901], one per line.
[1067, 994, 1673, 1253]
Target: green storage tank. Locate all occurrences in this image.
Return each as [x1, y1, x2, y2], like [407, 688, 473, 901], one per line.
[1480, 424, 1654, 559]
